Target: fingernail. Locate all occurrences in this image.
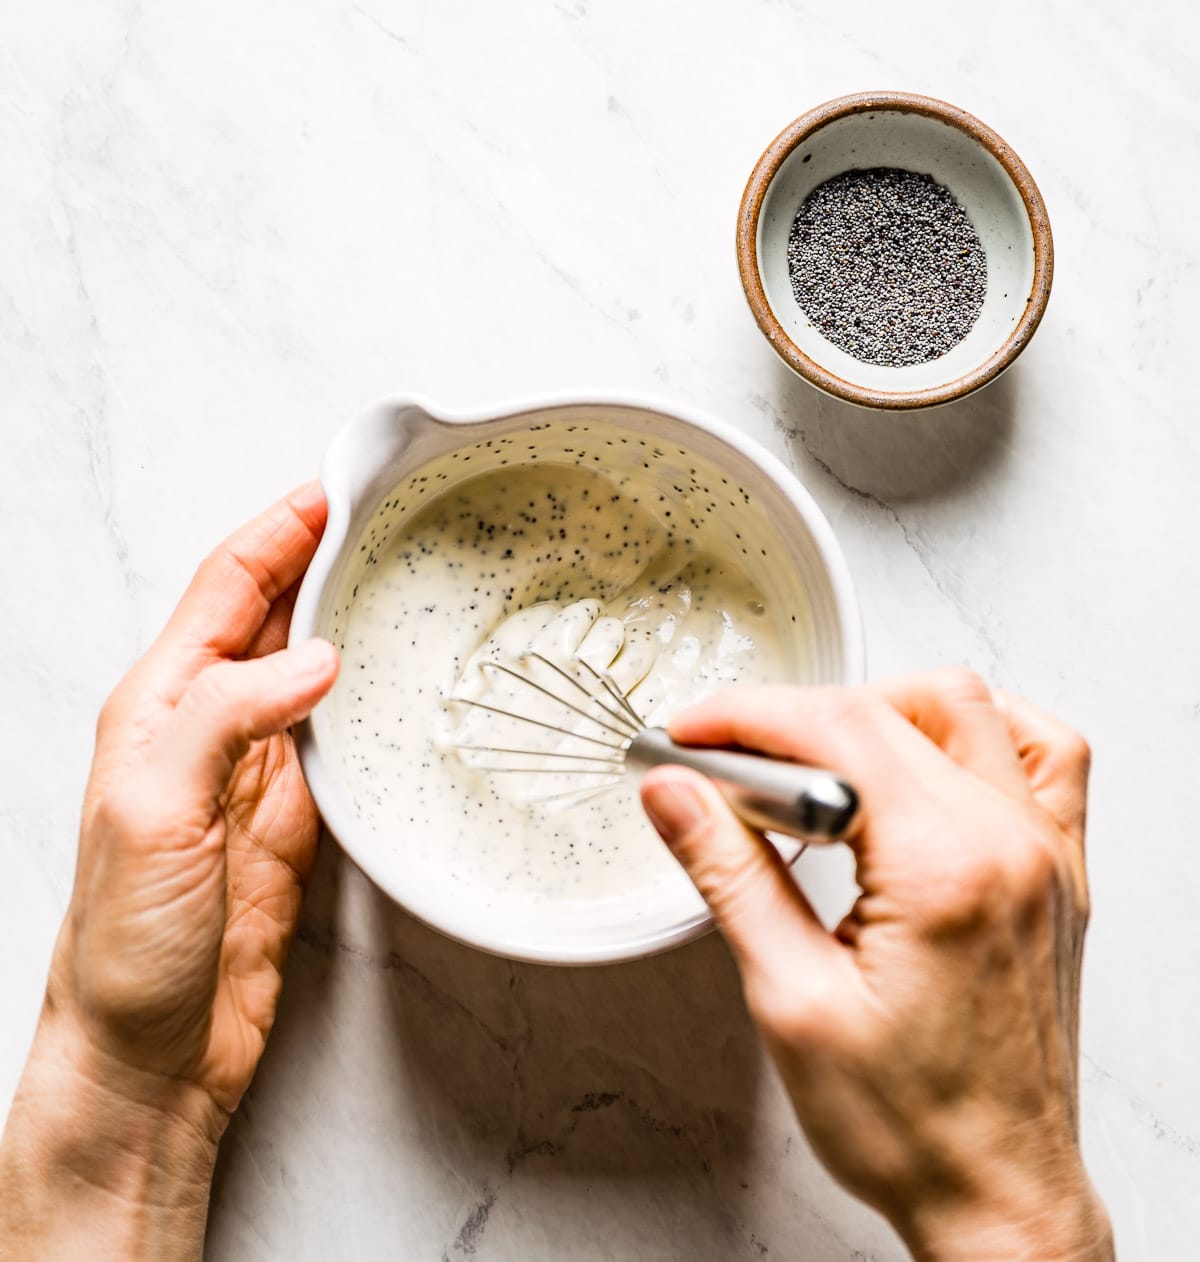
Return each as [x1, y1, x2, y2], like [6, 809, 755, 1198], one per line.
[642, 776, 707, 844]
[283, 638, 337, 679]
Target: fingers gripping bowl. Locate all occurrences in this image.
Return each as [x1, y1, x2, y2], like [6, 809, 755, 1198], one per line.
[290, 395, 864, 964]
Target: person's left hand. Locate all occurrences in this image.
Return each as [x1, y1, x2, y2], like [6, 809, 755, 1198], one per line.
[3, 479, 338, 1251]
[54, 481, 339, 1114]
[1, 484, 339, 1262]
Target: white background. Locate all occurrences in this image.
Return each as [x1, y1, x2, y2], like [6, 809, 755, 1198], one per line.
[1, 2, 1196, 1257]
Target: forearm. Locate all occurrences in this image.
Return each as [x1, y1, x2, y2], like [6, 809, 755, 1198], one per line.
[0, 1009, 224, 1262]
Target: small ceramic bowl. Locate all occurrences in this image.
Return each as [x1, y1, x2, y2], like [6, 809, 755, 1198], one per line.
[290, 394, 864, 965]
[737, 91, 1053, 410]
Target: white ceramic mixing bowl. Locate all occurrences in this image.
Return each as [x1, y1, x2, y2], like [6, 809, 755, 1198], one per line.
[290, 394, 864, 964]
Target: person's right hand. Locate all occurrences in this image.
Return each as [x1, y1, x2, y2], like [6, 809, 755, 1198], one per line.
[640, 670, 1113, 1262]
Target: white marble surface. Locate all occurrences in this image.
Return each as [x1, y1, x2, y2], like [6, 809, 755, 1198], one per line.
[1, 1, 1197, 1257]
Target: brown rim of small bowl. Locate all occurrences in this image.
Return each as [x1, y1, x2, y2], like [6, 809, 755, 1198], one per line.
[736, 90, 1054, 411]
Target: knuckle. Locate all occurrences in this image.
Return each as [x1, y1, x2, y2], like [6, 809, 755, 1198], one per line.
[927, 855, 1008, 928]
[1074, 882, 1092, 927]
[819, 686, 888, 734]
[936, 665, 992, 705]
[1005, 842, 1058, 904]
[927, 841, 1061, 932]
[852, 688, 891, 725]
[1058, 727, 1092, 777]
[668, 813, 797, 951]
[678, 823, 767, 920]
[1066, 854, 1092, 925]
[96, 678, 136, 736]
[923, 840, 1025, 919]
[193, 548, 225, 593]
[188, 660, 240, 713]
[194, 545, 255, 607]
[96, 690, 122, 737]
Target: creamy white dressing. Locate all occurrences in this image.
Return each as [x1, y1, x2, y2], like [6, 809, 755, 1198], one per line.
[320, 424, 812, 930]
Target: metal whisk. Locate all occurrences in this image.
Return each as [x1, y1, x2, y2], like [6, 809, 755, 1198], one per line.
[449, 652, 858, 842]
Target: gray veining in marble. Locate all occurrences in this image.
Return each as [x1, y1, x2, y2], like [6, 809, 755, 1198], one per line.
[2, 1, 1198, 1257]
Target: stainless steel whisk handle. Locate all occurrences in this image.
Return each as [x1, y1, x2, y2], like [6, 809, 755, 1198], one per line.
[626, 727, 859, 842]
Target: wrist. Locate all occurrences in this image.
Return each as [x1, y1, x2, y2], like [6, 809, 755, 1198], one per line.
[1, 1006, 226, 1260]
[899, 1161, 1113, 1262]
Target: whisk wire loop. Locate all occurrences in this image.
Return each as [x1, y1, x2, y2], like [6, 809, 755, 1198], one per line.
[524, 653, 641, 735]
[454, 744, 624, 764]
[450, 696, 626, 752]
[478, 659, 633, 741]
[574, 657, 645, 727]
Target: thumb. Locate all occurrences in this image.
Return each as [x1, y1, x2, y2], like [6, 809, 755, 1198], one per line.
[151, 638, 339, 805]
[641, 766, 839, 981]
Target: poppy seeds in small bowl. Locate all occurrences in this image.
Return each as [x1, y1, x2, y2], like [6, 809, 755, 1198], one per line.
[737, 91, 1053, 411]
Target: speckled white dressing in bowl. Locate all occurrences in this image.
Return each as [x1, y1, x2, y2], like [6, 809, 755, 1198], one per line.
[290, 395, 864, 964]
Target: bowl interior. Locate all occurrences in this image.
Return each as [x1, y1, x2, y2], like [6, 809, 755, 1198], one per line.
[757, 108, 1036, 395]
[301, 400, 860, 964]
